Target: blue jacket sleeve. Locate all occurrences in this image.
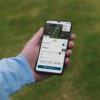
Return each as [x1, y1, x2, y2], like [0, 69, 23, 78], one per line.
[0, 83, 10, 100]
[0, 54, 35, 97]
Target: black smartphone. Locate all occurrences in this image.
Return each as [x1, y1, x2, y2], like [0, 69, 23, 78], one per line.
[35, 20, 72, 75]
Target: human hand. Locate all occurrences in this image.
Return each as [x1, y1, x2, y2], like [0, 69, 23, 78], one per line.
[21, 27, 76, 83]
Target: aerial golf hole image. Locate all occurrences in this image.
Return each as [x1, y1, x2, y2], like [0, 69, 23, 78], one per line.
[44, 23, 69, 39]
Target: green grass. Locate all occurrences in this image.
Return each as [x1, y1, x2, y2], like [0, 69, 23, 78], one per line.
[0, 0, 100, 100]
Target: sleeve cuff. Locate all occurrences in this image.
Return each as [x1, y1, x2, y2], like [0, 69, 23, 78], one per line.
[17, 54, 36, 84]
[8, 54, 36, 96]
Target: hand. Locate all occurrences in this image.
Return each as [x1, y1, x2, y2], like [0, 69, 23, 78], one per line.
[21, 27, 76, 83]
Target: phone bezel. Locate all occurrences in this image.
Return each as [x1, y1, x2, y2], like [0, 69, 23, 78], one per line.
[35, 20, 72, 75]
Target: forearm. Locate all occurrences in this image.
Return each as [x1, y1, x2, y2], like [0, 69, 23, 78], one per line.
[0, 54, 35, 97]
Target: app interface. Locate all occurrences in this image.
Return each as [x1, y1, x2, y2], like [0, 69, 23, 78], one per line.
[36, 21, 71, 73]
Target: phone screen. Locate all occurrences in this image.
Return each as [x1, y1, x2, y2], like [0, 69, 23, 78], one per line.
[35, 20, 72, 74]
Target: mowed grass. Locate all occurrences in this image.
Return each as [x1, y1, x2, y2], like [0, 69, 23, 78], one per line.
[0, 0, 100, 100]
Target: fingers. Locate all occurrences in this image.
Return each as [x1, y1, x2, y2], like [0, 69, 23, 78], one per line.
[31, 27, 44, 44]
[70, 34, 76, 40]
[68, 41, 74, 49]
[63, 34, 76, 71]
[66, 50, 72, 57]
[64, 58, 70, 71]
[68, 34, 76, 49]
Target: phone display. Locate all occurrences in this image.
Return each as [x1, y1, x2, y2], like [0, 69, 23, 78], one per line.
[35, 20, 72, 74]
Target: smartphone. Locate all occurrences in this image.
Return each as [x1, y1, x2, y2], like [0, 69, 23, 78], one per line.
[35, 20, 72, 75]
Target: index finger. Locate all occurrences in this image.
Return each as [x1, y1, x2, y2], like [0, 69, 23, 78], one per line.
[70, 34, 76, 40]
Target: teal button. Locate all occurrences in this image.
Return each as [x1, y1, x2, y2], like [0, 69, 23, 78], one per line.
[38, 65, 61, 70]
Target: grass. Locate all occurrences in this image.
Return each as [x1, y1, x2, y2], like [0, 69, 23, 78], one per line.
[0, 0, 100, 100]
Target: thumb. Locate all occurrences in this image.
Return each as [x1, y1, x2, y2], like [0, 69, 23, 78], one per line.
[31, 27, 44, 44]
